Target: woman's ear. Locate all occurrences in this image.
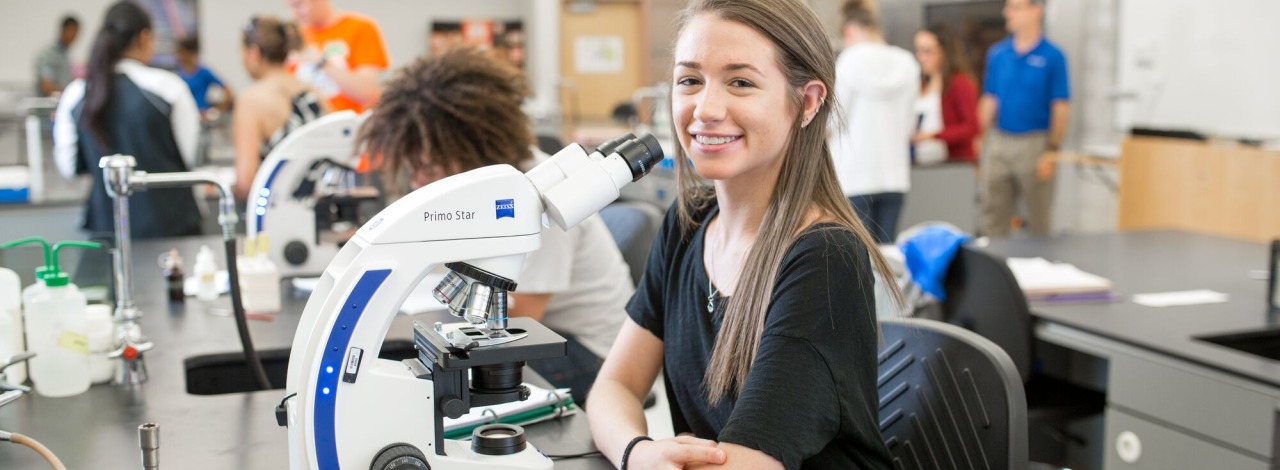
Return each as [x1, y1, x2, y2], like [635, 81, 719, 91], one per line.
[799, 80, 828, 128]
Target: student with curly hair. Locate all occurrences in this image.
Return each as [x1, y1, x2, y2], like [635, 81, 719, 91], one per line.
[358, 48, 633, 408]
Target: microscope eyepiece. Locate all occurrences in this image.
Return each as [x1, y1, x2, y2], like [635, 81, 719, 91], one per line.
[593, 133, 636, 158]
[614, 133, 665, 182]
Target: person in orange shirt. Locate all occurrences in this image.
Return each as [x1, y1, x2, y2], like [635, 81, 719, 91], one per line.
[285, 0, 388, 113]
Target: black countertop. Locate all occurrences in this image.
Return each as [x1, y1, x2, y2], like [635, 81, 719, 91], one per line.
[0, 236, 609, 469]
[986, 230, 1280, 389]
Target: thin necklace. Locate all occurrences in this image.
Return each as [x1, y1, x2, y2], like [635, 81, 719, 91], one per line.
[706, 224, 720, 313]
[707, 277, 718, 313]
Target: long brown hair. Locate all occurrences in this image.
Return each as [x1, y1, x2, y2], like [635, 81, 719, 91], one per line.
[922, 23, 973, 94]
[358, 47, 533, 197]
[673, 0, 903, 405]
[82, 1, 151, 148]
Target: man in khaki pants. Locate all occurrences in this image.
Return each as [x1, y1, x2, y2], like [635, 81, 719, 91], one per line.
[978, 0, 1070, 236]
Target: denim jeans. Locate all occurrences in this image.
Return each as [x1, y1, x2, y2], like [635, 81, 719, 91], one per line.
[849, 192, 906, 244]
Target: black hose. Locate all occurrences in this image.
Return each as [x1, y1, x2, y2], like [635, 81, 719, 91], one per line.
[224, 239, 272, 390]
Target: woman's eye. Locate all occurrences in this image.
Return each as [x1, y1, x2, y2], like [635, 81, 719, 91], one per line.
[729, 78, 755, 88]
[676, 77, 702, 87]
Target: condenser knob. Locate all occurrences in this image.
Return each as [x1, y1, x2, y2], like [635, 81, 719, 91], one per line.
[283, 241, 309, 266]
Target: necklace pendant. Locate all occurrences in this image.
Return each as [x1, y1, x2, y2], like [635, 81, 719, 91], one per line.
[707, 295, 715, 313]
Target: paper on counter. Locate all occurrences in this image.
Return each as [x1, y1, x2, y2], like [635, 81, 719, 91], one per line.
[1007, 257, 1112, 296]
[1132, 289, 1229, 307]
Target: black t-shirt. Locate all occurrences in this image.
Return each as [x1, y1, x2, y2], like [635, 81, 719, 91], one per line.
[627, 202, 891, 470]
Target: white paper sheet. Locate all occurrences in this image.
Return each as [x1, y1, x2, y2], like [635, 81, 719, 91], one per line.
[1132, 289, 1230, 307]
[1006, 257, 1112, 296]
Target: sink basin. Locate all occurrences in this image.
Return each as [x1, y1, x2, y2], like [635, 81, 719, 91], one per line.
[184, 340, 418, 395]
[1196, 328, 1280, 362]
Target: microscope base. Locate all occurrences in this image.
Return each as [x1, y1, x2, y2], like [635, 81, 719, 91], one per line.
[286, 358, 552, 469]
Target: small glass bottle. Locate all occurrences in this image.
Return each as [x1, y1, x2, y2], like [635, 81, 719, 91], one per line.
[163, 249, 185, 302]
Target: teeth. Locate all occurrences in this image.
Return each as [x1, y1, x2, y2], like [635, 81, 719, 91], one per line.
[696, 135, 738, 145]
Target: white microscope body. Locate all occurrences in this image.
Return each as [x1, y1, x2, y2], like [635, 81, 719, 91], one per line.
[246, 110, 375, 278]
[282, 134, 662, 469]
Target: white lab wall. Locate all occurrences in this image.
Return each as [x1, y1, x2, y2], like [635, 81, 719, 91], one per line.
[0, 0, 536, 93]
[1115, 0, 1280, 140]
[0, 0, 114, 88]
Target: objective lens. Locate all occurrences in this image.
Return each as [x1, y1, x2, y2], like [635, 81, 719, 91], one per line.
[433, 271, 467, 305]
[461, 283, 494, 326]
[487, 290, 508, 331]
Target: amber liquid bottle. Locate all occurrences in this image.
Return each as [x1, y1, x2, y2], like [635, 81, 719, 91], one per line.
[163, 249, 185, 302]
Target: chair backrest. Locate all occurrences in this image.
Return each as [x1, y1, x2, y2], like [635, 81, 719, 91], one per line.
[878, 317, 1029, 470]
[598, 201, 664, 285]
[941, 244, 1034, 383]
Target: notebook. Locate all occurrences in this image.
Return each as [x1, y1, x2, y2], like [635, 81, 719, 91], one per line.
[442, 383, 576, 439]
[1006, 257, 1113, 298]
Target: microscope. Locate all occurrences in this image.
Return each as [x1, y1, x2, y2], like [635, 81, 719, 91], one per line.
[246, 110, 382, 278]
[280, 133, 661, 469]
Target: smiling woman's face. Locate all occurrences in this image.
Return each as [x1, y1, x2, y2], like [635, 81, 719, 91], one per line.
[671, 13, 797, 182]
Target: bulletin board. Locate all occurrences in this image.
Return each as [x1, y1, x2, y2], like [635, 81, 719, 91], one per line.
[131, 0, 198, 70]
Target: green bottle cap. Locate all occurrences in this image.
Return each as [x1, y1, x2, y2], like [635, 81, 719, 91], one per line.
[43, 272, 70, 287]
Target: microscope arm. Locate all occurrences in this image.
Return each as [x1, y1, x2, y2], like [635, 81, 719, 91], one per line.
[283, 134, 663, 469]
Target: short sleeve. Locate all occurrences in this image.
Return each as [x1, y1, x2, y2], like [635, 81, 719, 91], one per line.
[518, 222, 573, 294]
[625, 204, 678, 340]
[982, 46, 1001, 96]
[1050, 51, 1070, 101]
[37, 51, 55, 80]
[350, 19, 390, 70]
[206, 68, 224, 87]
[719, 335, 841, 469]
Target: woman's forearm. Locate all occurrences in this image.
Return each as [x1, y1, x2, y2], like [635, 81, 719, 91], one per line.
[587, 378, 651, 465]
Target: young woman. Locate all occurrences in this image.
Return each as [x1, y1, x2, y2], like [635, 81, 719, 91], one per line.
[586, 0, 899, 468]
[53, 0, 203, 239]
[358, 48, 633, 407]
[231, 15, 323, 202]
[913, 24, 981, 163]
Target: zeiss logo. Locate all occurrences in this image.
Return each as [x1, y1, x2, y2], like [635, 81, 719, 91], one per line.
[495, 199, 515, 219]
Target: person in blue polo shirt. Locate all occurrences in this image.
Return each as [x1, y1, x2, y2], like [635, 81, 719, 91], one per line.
[175, 37, 233, 115]
[978, 0, 1069, 236]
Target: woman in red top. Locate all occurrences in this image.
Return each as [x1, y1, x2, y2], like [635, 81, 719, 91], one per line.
[912, 24, 980, 162]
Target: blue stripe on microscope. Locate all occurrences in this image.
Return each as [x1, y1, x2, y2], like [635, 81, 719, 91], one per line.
[254, 160, 288, 231]
[313, 269, 391, 469]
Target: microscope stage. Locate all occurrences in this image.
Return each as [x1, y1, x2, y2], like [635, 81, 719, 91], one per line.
[414, 317, 568, 370]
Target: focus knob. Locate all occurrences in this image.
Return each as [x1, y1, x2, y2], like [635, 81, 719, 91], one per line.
[441, 396, 468, 419]
[370, 443, 429, 470]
